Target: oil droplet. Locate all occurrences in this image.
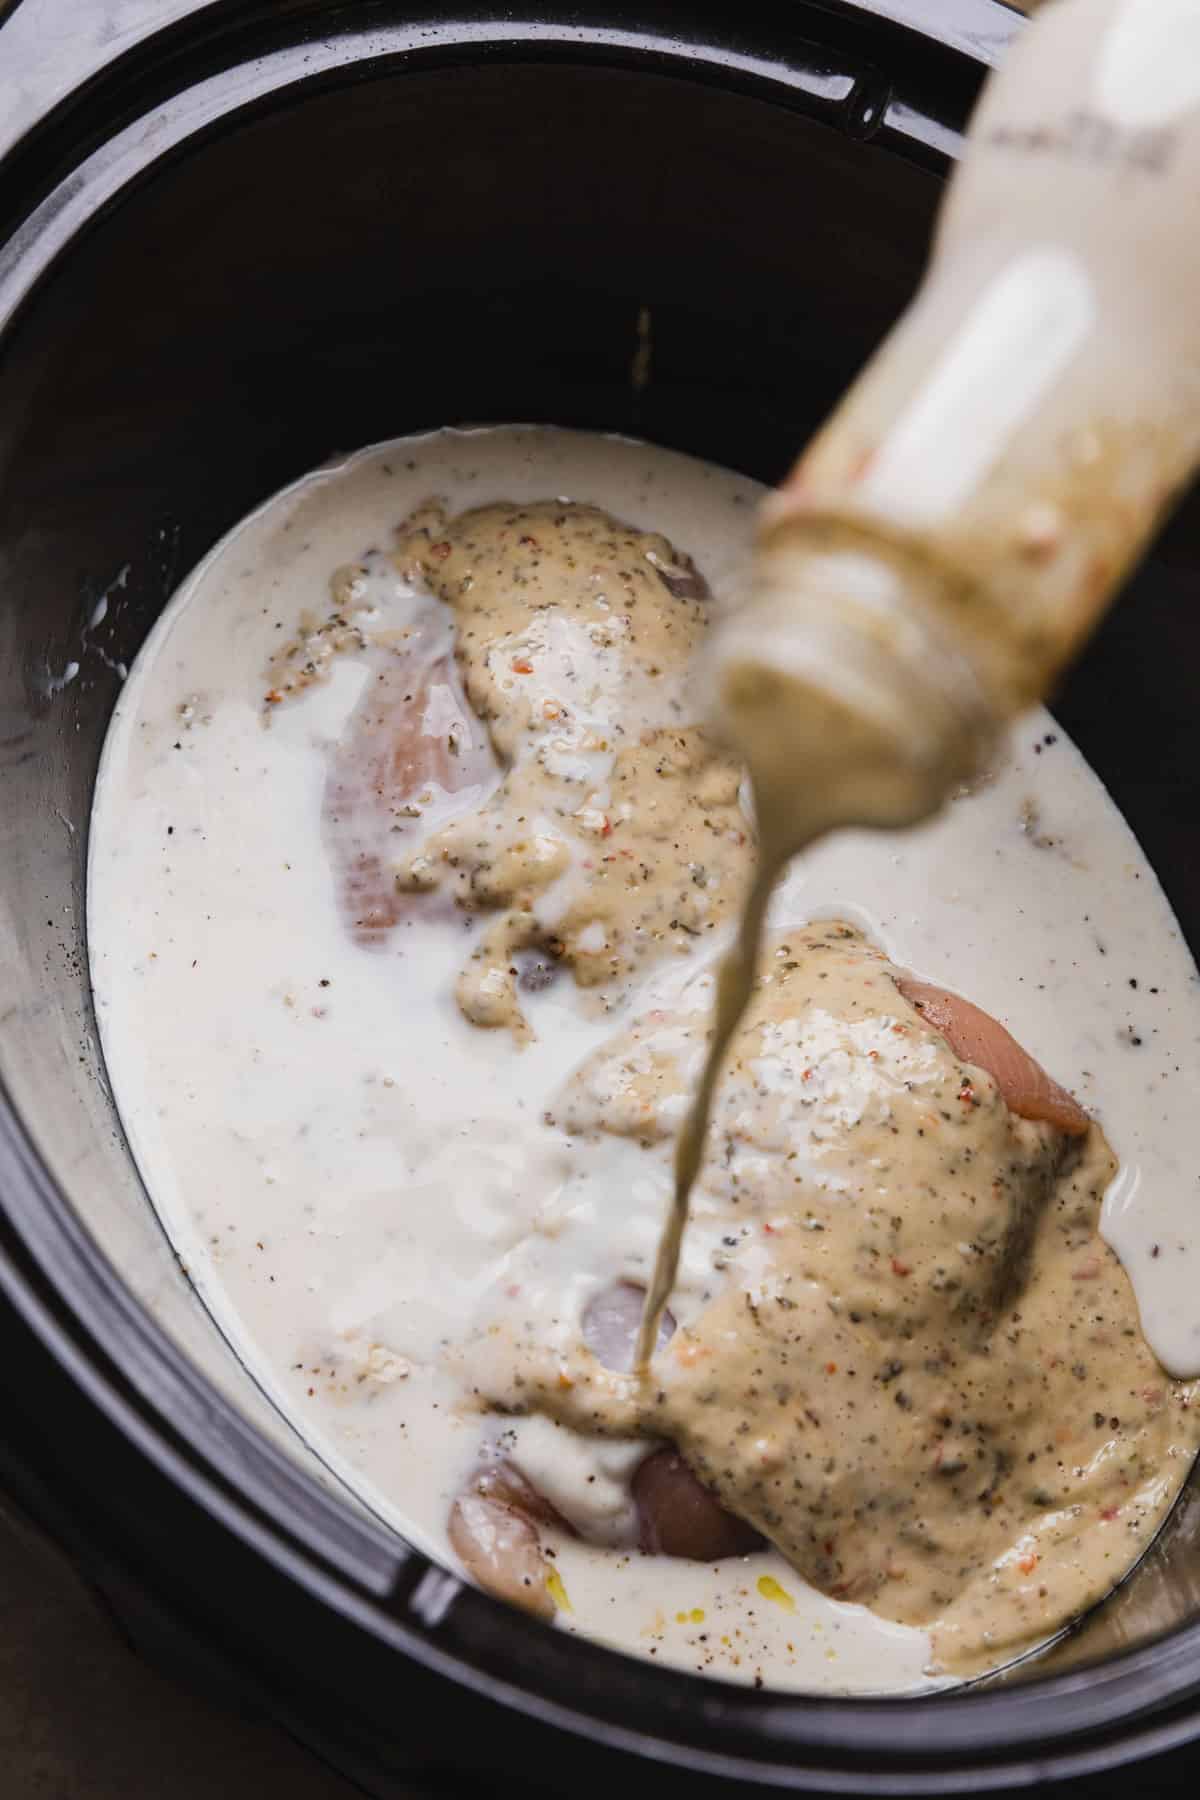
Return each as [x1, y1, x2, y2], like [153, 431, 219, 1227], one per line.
[545, 1567, 573, 1613]
[756, 1574, 795, 1612]
[690, 1607, 705, 1623]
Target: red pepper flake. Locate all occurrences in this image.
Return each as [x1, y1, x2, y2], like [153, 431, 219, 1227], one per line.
[1072, 1258, 1102, 1280]
[958, 1082, 975, 1106]
[1100, 1506, 1119, 1522]
[511, 656, 534, 674]
[824, 1361, 838, 1375]
[518, 535, 540, 549]
[801, 1068, 814, 1083]
[763, 1222, 777, 1235]
[1017, 1553, 1039, 1575]
[891, 1257, 912, 1277]
[430, 541, 452, 560]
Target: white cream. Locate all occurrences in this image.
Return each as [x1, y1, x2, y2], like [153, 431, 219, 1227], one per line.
[88, 425, 1200, 1694]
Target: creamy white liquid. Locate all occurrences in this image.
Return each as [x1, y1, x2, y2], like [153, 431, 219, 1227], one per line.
[88, 426, 1200, 1694]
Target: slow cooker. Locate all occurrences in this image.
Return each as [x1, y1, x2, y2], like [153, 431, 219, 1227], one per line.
[4, 1, 1200, 1793]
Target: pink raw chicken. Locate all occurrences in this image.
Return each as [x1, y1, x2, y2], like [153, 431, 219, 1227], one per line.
[323, 649, 494, 944]
[897, 978, 1090, 1137]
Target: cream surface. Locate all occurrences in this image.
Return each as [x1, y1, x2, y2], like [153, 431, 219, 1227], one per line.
[88, 426, 1200, 1693]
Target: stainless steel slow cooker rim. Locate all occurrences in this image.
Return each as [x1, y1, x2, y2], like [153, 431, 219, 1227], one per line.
[8, 1, 1200, 1789]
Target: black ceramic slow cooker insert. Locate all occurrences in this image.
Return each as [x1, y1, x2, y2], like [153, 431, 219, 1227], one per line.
[5, 3, 1200, 1794]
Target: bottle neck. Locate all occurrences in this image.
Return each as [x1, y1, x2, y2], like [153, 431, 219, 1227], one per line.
[709, 0, 1200, 850]
[703, 516, 1000, 861]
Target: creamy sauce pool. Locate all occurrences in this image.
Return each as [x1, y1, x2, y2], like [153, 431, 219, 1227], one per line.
[88, 426, 1200, 1693]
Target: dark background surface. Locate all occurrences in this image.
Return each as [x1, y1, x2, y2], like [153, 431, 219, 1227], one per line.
[2, 1489, 1198, 1798]
[0, 1499, 363, 1797]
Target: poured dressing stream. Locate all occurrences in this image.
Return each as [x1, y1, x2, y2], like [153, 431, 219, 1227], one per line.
[636, 669, 983, 1372]
[636, 848, 780, 1368]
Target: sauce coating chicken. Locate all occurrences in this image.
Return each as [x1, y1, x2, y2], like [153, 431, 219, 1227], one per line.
[389, 500, 752, 1036]
[266, 500, 752, 1036]
[456, 922, 1197, 1671]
